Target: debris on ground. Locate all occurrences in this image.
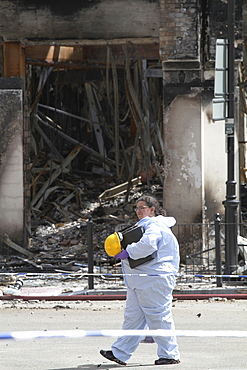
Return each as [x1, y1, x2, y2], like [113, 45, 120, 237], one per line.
[0, 184, 163, 277]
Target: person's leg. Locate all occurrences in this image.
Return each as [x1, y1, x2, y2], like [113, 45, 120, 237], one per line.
[137, 275, 180, 361]
[111, 286, 147, 363]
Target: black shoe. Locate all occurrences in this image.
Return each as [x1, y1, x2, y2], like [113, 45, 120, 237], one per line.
[141, 336, 155, 343]
[155, 358, 180, 365]
[100, 350, 126, 366]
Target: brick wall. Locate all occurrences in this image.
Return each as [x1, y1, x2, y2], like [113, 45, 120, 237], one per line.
[208, 0, 243, 60]
[160, 0, 243, 63]
[159, 0, 199, 61]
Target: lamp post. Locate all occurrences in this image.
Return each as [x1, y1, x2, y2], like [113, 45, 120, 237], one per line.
[223, 0, 239, 275]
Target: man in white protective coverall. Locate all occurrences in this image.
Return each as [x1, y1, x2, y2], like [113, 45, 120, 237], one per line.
[100, 195, 180, 366]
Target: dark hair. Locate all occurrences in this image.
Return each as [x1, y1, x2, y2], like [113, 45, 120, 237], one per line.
[136, 195, 166, 216]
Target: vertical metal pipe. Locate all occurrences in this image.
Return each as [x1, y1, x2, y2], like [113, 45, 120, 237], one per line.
[87, 216, 94, 289]
[215, 213, 222, 287]
[228, 0, 235, 120]
[223, 0, 239, 275]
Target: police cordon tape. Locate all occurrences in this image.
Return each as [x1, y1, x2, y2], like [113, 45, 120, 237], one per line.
[1, 329, 247, 341]
[101, 273, 247, 278]
[0, 272, 247, 278]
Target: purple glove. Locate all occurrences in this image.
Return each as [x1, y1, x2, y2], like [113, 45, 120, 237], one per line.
[114, 249, 129, 260]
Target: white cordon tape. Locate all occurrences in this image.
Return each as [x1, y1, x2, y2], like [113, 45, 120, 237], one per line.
[1, 329, 247, 340]
[0, 272, 247, 278]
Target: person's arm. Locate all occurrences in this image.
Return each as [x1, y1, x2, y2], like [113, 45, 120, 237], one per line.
[126, 222, 162, 260]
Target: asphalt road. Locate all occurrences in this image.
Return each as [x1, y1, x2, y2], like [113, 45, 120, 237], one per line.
[0, 298, 246, 370]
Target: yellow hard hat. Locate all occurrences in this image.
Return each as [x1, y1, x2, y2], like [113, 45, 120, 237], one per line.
[104, 232, 122, 257]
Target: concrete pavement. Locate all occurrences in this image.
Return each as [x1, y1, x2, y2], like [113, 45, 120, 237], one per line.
[0, 298, 246, 369]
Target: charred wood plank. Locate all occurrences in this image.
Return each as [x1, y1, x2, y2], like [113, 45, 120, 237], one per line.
[3, 234, 34, 258]
[38, 103, 90, 124]
[31, 145, 82, 209]
[35, 186, 60, 210]
[85, 82, 107, 159]
[107, 47, 120, 177]
[99, 177, 141, 199]
[34, 121, 64, 161]
[35, 113, 116, 168]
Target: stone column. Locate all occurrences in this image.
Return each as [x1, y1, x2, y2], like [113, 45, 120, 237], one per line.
[0, 79, 25, 250]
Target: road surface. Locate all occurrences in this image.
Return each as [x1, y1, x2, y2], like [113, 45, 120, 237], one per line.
[0, 298, 246, 370]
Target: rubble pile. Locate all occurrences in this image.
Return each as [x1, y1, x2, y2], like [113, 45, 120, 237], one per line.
[1, 184, 163, 275]
[0, 183, 161, 295]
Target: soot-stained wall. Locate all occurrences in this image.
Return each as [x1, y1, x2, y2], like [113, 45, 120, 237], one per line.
[0, 0, 160, 40]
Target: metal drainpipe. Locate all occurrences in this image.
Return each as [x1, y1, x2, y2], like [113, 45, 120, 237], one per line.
[87, 216, 94, 289]
[223, 0, 239, 276]
[215, 213, 222, 287]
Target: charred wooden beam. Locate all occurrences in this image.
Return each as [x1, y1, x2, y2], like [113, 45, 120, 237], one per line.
[99, 177, 142, 199]
[23, 39, 160, 67]
[31, 145, 82, 209]
[38, 103, 91, 124]
[85, 83, 107, 159]
[35, 113, 116, 168]
[3, 234, 34, 258]
[34, 121, 64, 161]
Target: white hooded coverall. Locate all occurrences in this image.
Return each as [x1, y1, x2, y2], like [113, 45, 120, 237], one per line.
[111, 215, 180, 362]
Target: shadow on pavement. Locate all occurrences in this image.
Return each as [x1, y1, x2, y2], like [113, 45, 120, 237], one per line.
[50, 363, 162, 370]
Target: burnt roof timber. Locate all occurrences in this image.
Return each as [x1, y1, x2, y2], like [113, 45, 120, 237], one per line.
[21, 40, 160, 66]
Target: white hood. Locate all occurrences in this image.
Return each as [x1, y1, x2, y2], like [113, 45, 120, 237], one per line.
[156, 215, 176, 228]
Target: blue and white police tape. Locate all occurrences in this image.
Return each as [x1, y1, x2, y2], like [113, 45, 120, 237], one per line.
[101, 273, 247, 278]
[0, 272, 247, 278]
[1, 329, 247, 340]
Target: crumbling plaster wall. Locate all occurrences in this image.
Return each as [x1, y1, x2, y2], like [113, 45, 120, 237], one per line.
[202, 91, 227, 220]
[0, 89, 24, 246]
[160, 0, 204, 223]
[163, 94, 203, 222]
[163, 88, 228, 224]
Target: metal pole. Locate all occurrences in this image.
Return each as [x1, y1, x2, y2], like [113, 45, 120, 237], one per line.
[223, 0, 239, 275]
[87, 216, 94, 289]
[215, 213, 222, 287]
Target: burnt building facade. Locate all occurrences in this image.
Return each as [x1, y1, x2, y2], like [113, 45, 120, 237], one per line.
[0, 0, 245, 249]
